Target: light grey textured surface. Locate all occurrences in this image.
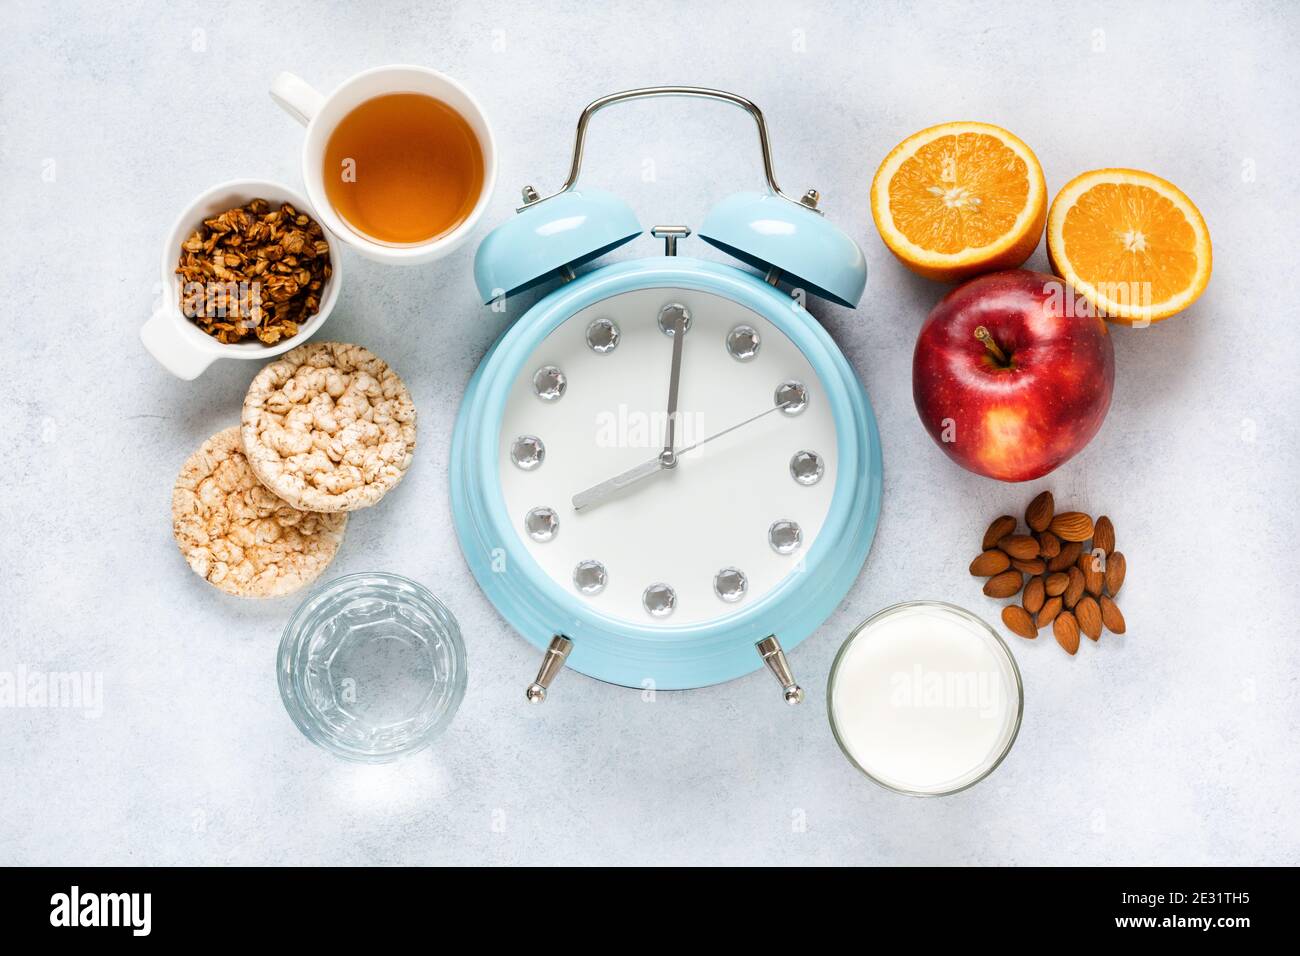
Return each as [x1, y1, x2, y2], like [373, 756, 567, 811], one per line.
[2, 0, 1298, 866]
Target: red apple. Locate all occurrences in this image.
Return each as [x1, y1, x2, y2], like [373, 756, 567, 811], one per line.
[912, 269, 1114, 482]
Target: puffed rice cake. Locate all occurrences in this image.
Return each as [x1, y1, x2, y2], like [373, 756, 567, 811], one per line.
[241, 341, 417, 512]
[172, 427, 347, 598]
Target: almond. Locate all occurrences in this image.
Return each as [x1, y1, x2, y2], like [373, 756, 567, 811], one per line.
[1100, 595, 1126, 634]
[998, 534, 1040, 561]
[1064, 566, 1085, 608]
[983, 570, 1024, 599]
[1036, 530, 1061, 559]
[1105, 551, 1126, 596]
[974, 494, 1129, 659]
[1026, 491, 1054, 532]
[1082, 550, 1105, 596]
[982, 515, 1017, 551]
[1053, 610, 1080, 655]
[1049, 511, 1094, 542]
[1036, 595, 1062, 628]
[1075, 595, 1102, 641]
[969, 549, 1011, 576]
[1022, 576, 1045, 615]
[1002, 604, 1038, 639]
[1048, 540, 1082, 573]
[1093, 515, 1116, 555]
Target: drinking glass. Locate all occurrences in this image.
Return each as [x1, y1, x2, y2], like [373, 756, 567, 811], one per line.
[278, 573, 467, 762]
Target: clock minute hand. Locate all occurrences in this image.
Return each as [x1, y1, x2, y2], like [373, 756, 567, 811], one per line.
[571, 399, 793, 513]
[675, 399, 793, 455]
[659, 304, 690, 465]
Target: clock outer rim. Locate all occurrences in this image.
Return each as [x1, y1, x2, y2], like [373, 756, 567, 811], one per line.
[450, 256, 883, 690]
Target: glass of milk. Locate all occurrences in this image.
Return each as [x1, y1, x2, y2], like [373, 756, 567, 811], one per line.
[827, 601, 1023, 795]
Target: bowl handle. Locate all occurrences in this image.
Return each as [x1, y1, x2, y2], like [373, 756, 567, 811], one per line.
[140, 307, 216, 380]
[270, 71, 325, 127]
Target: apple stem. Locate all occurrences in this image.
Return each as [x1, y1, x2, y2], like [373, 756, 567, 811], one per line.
[974, 326, 1010, 365]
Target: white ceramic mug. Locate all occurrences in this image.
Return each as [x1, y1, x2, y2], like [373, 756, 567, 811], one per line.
[140, 179, 342, 380]
[270, 65, 497, 265]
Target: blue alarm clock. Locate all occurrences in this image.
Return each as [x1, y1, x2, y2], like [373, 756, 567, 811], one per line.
[451, 87, 883, 702]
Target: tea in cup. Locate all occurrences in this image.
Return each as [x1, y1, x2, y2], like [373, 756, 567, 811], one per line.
[271, 65, 497, 265]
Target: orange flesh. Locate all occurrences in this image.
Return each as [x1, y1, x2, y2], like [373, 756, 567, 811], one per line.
[888, 133, 1030, 253]
[1060, 183, 1199, 303]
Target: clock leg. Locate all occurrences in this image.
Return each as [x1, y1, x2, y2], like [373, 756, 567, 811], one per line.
[526, 635, 573, 703]
[756, 635, 805, 705]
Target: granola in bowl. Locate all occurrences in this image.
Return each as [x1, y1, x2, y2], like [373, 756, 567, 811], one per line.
[176, 198, 332, 345]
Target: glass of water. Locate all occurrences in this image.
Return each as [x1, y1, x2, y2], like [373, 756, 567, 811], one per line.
[278, 572, 468, 762]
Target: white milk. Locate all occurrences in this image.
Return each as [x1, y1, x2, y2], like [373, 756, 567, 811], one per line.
[828, 602, 1022, 795]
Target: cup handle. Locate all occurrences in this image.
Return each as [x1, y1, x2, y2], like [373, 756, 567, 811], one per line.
[140, 307, 216, 380]
[270, 71, 325, 127]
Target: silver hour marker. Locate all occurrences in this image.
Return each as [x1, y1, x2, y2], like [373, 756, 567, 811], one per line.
[775, 380, 808, 415]
[769, 519, 803, 554]
[657, 303, 692, 336]
[789, 450, 824, 485]
[713, 567, 748, 603]
[524, 507, 559, 542]
[533, 366, 567, 401]
[573, 560, 608, 595]
[642, 583, 677, 617]
[586, 317, 620, 353]
[510, 435, 545, 470]
[726, 325, 760, 361]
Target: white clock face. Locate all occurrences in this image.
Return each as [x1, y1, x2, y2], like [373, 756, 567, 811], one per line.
[497, 287, 838, 627]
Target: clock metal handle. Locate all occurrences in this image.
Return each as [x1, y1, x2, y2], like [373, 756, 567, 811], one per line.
[756, 635, 805, 705]
[526, 634, 573, 703]
[518, 86, 818, 212]
[650, 225, 691, 256]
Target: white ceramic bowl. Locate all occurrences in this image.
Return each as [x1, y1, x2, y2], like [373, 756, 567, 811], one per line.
[140, 179, 342, 380]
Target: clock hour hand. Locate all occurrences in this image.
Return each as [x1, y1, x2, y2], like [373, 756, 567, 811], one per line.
[571, 398, 794, 512]
[571, 455, 666, 512]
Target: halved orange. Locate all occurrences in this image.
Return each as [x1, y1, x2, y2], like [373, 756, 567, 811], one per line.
[1047, 169, 1211, 324]
[871, 122, 1047, 282]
